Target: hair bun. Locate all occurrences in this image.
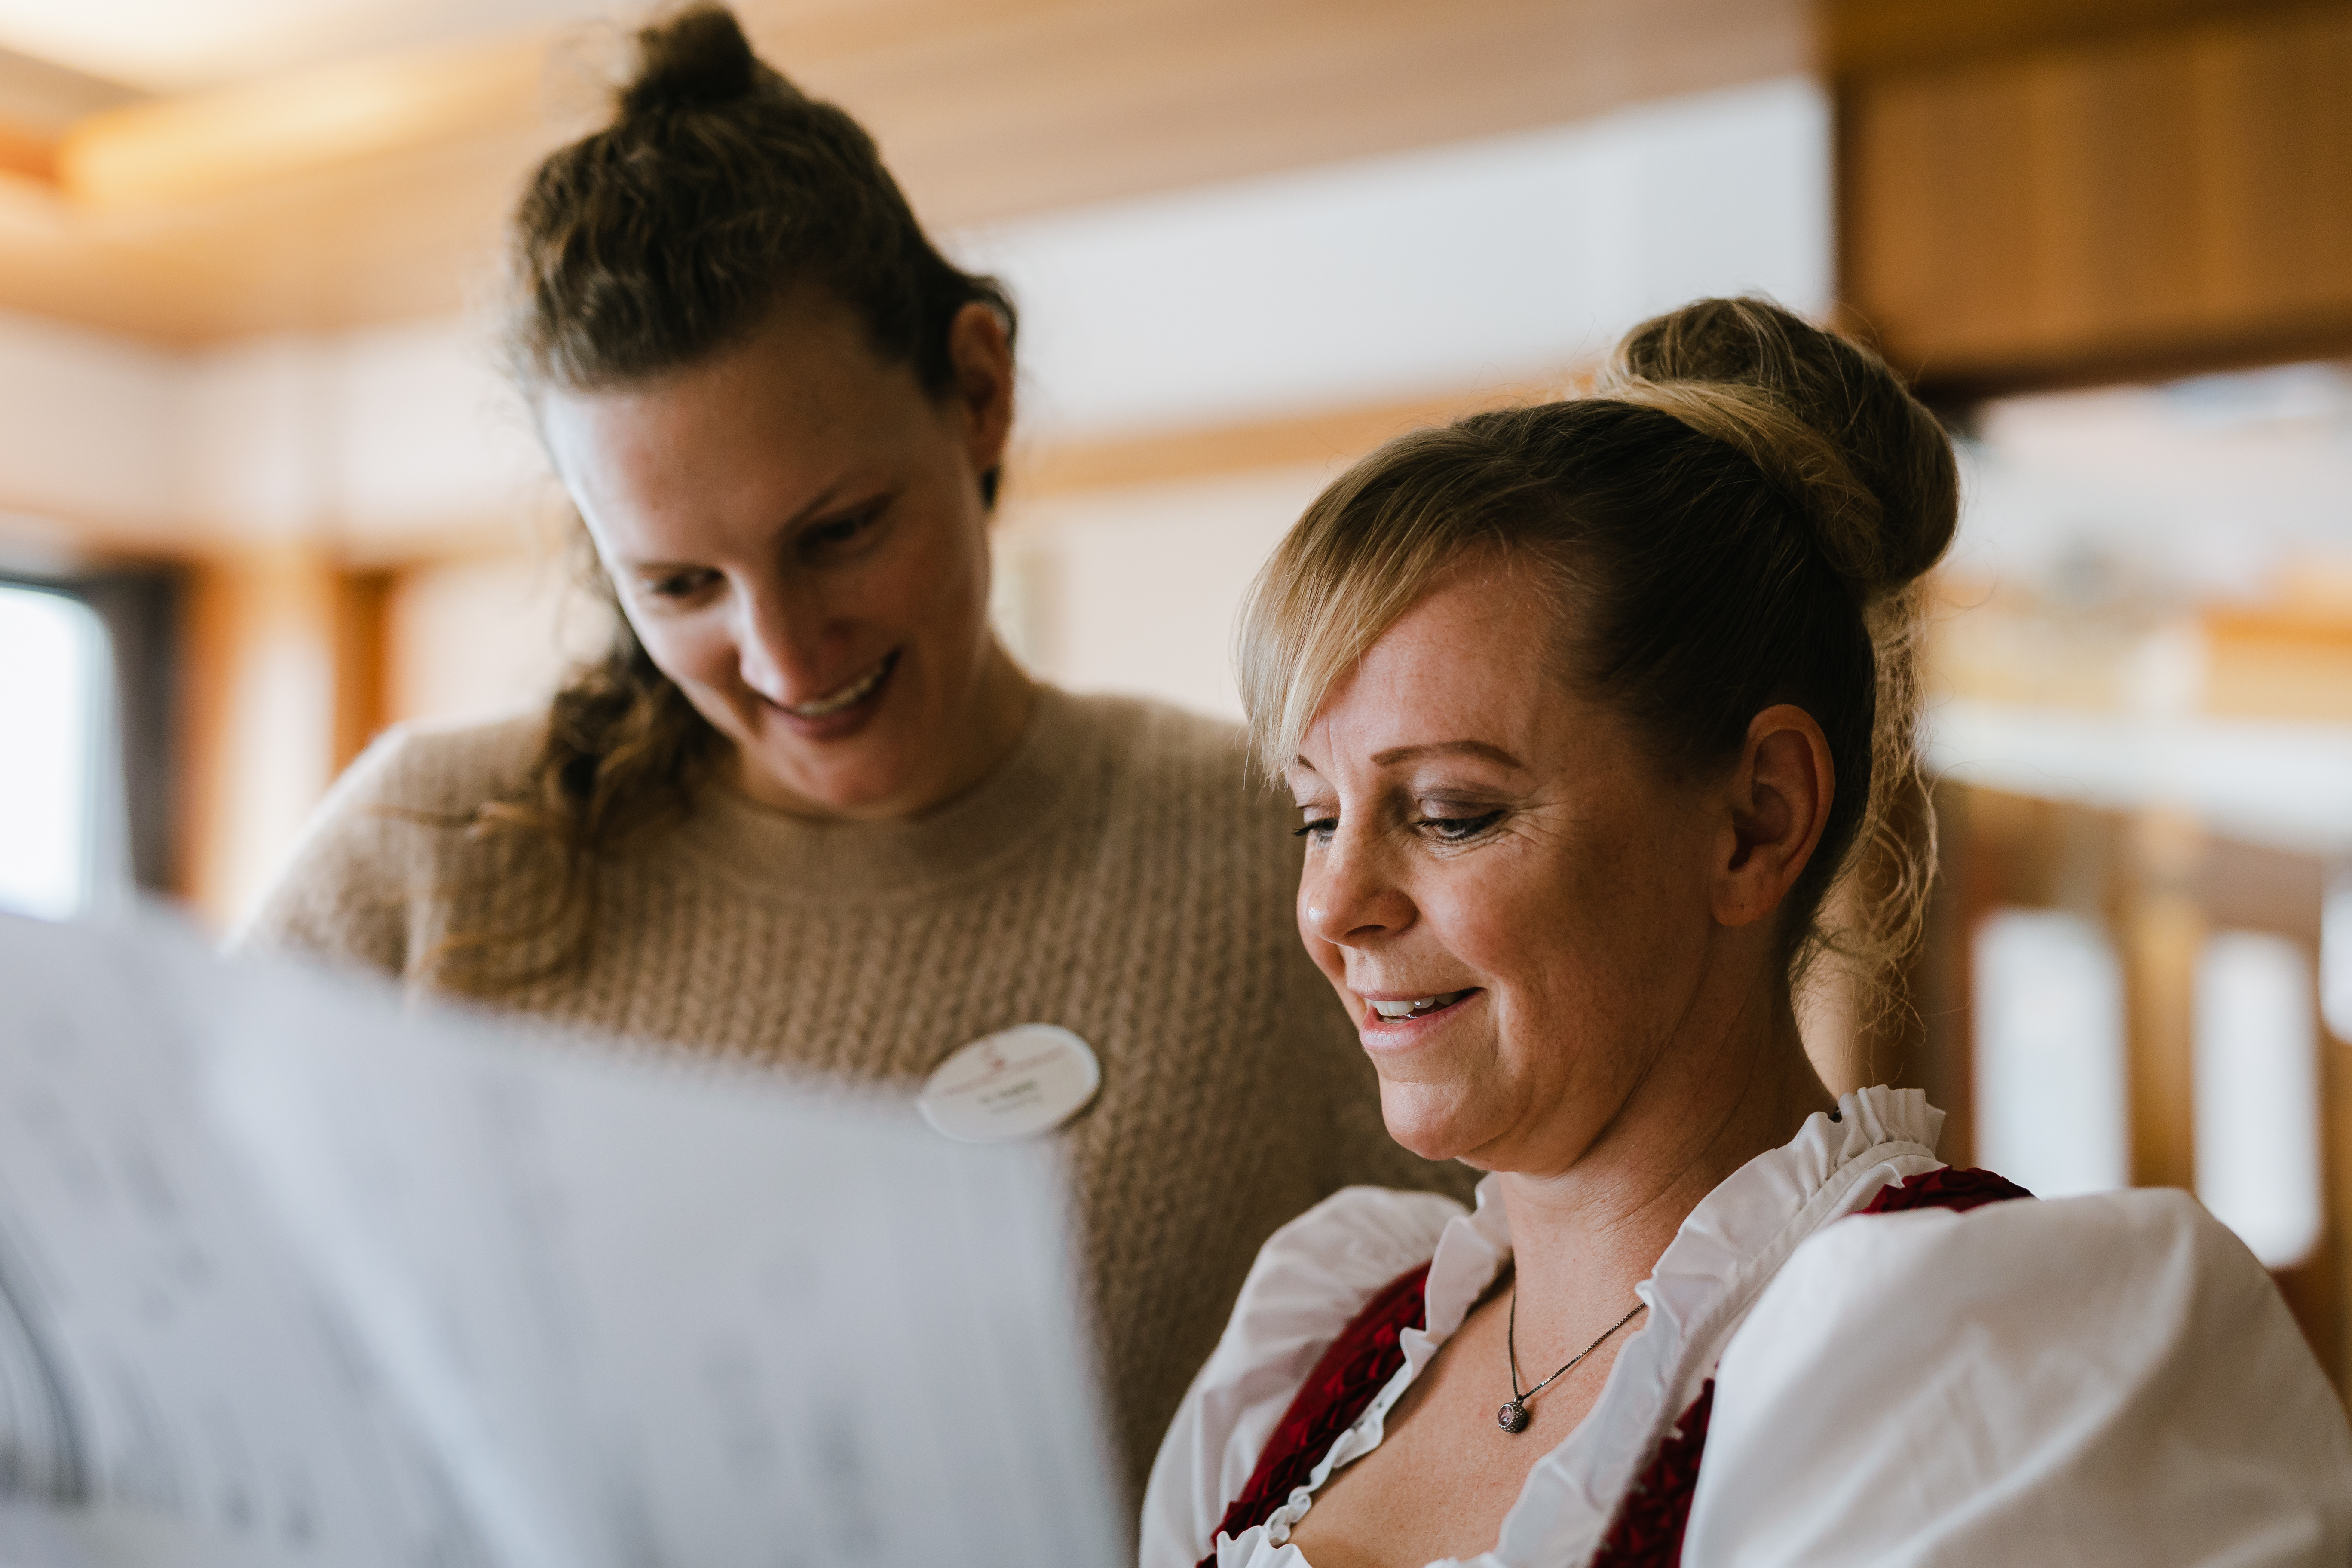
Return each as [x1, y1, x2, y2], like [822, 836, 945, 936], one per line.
[1611, 297, 1958, 602]
[617, 3, 771, 117]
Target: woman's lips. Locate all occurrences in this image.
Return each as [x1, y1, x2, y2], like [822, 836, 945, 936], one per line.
[769, 649, 899, 740]
[1357, 988, 1480, 1035]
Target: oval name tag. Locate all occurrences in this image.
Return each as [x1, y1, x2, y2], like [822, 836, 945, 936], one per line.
[918, 1024, 1102, 1143]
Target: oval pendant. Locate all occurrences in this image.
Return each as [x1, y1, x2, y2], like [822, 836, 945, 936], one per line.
[1497, 1400, 1531, 1434]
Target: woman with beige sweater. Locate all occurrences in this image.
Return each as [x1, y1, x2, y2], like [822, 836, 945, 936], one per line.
[242, 3, 1461, 1497]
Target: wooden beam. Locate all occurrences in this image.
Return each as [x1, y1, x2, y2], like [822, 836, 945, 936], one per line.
[331, 567, 393, 773]
[1823, 0, 2334, 78]
[2198, 835, 2345, 1387]
[58, 32, 551, 209]
[772, 0, 1808, 230]
[1909, 781, 1986, 1166]
[0, 0, 1808, 344]
[2119, 809, 2205, 1193]
[175, 542, 343, 926]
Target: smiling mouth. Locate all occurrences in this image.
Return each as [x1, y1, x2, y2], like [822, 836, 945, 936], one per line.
[781, 651, 898, 719]
[1364, 989, 1475, 1022]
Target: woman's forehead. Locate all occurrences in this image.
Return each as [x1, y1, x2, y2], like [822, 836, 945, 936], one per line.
[1299, 571, 1577, 769]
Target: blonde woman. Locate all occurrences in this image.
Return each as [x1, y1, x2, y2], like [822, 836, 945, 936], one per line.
[1142, 298, 2352, 1566]
[243, 4, 1462, 1494]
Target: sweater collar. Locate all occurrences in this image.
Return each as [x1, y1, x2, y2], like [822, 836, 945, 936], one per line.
[666, 685, 1100, 902]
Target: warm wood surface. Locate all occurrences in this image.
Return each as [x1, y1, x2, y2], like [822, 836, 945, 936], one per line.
[331, 567, 393, 773]
[0, 0, 1805, 346]
[174, 543, 340, 923]
[1823, 0, 2333, 76]
[2204, 604, 2352, 723]
[1840, 2, 2352, 397]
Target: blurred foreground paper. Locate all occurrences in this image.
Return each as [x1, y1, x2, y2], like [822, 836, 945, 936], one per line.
[0, 911, 1124, 1568]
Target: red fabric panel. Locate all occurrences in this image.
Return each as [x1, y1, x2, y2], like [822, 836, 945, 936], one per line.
[1859, 1164, 2036, 1215]
[1589, 1381, 1717, 1567]
[1198, 1263, 1430, 1566]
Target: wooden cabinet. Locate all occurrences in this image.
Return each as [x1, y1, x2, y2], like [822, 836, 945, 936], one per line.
[1833, 1, 2352, 397]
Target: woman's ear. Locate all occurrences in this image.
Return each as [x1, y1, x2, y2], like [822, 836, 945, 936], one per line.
[1712, 703, 1835, 928]
[948, 301, 1015, 480]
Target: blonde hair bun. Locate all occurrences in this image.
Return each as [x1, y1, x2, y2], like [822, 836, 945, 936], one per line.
[1604, 297, 1958, 605]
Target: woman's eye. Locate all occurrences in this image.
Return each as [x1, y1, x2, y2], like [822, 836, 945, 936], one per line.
[645, 569, 716, 600]
[1418, 809, 1504, 843]
[801, 504, 883, 555]
[1292, 816, 1338, 844]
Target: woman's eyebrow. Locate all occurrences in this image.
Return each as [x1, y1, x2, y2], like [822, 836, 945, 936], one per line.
[617, 477, 859, 571]
[1369, 739, 1528, 770]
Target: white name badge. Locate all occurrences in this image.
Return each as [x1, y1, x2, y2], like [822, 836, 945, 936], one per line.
[918, 1024, 1102, 1143]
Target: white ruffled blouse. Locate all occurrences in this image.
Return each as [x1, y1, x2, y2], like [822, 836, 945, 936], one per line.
[1140, 1087, 2352, 1568]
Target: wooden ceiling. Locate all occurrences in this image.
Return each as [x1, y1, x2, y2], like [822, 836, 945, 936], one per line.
[0, 0, 1807, 346]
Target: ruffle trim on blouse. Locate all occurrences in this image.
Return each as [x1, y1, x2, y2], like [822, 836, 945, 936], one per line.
[1238, 1189, 1498, 1549]
[1488, 1087, 1943, 1565]
[1139, 1184, 1466, 1564]
[1194, 1088, 1945, 1568]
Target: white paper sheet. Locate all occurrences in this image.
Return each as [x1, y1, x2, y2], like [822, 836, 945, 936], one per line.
[0, 921, 493, 1567]
[0, 911, 1125, 1568]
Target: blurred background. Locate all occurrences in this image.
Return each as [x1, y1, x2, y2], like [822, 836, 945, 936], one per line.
[0, 0, 2348, 1394]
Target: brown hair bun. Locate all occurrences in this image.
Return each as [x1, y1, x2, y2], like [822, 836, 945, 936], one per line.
[616, 4, 771, 118]
[1610, 297, 1958, 604]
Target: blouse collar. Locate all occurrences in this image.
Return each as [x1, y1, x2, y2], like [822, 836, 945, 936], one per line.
[1437, 1087, 1943, 1564]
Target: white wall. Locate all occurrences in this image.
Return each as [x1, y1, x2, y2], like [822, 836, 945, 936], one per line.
[0, 307, 551, 554]
[315, 317, 554, 550]
[995, 465, 1337, 722]
[384, 551, 612, 729]
[958, 77, 1831, 442]
[0, 310, 182, 536]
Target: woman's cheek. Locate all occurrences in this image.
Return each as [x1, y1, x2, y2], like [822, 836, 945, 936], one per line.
[640, 616, 735, 698]
[1420, 878, 1517, 980]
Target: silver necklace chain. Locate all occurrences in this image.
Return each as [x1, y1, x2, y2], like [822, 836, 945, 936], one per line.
[1498, 1286, 1646, 1435]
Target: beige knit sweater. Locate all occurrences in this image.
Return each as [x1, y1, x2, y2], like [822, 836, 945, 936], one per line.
[242, 685, 1470, 1498]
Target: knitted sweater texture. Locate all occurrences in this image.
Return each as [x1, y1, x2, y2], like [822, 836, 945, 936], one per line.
[242, 686, 1470, 1498]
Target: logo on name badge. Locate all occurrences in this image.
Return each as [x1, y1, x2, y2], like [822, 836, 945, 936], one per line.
[918, 1024, 1102, 1142]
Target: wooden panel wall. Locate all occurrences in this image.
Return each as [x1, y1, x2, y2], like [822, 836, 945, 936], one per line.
[1911, 782, 2351, 1390]
[175, 545, 388, 927]
[1834, 0, 2352, 398]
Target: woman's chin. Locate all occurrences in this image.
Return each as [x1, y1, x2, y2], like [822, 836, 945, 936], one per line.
[1377, 1082, 1494, 1165]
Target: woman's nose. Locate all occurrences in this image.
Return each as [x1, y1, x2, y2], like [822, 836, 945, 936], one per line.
[732, 585, 826, 703]
[1300, 832, 1415, 947]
